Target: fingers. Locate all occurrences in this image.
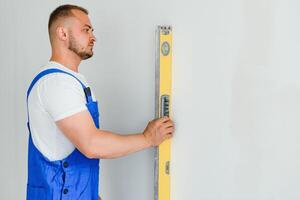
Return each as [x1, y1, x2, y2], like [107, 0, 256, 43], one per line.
[159, 125, 174, 138]
[156, 117, 174, 134]
[156, 117, 174, 127]
[157, 116, 170, 124]
[161, 121, 174, 129]
[165, 126, 174, 133]
[163, 133, 173, 140]
[146, 117, 175, 146]
[162, 127, 174, 137]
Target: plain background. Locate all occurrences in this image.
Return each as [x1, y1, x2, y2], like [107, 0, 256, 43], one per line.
[2, 0, 300, 199]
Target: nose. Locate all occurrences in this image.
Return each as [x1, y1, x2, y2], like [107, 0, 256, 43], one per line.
[90, 33, 96, 43]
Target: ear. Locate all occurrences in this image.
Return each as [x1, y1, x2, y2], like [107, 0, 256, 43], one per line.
[56, 26, 68, 41]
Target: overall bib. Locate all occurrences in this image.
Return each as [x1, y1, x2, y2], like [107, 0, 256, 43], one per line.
[26, 69, 100, 200]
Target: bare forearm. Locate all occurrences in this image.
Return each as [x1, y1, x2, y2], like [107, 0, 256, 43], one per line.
[57, 111, 174, 160]
[89, 129, 152, 159]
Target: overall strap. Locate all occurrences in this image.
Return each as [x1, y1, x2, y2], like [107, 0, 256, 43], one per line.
[27, 68, 87, 99]
[26, 68, 92, 130]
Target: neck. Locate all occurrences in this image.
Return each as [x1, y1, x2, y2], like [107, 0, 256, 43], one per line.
[50, 48, 81, 72]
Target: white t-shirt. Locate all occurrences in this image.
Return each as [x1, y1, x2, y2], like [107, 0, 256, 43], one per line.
[27, 61, 96, 161]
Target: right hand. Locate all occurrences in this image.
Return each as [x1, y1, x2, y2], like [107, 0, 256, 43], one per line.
[143, 117, 174, 147]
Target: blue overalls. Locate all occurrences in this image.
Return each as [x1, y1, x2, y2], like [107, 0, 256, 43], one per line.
[26, 69, 100, 200]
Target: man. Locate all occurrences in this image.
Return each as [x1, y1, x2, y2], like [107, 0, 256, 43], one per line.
[26, 4, 174, 200]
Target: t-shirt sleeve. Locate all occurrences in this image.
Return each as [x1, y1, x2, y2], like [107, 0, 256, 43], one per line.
[38, 74, 87, 121]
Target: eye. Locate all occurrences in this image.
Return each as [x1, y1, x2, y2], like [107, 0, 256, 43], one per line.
[83, 28, 89, 32]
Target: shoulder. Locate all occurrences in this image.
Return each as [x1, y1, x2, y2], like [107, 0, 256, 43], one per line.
[35, 72, 87, 103]
[32, 63, 89, 91]
[35, 72, 88, 121]
[38, 72, 85, 90]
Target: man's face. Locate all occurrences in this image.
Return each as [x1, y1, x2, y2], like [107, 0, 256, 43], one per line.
[67, 10, 96, 60]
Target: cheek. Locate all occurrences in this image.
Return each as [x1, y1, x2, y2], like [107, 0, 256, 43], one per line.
[79, 34, 90, 45]
[72, 31, 89, 44]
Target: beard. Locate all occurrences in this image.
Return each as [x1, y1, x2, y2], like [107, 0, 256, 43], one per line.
[68, 32, 93, 60]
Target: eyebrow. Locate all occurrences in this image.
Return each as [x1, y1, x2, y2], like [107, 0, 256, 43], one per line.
[83, 24, 94, 31]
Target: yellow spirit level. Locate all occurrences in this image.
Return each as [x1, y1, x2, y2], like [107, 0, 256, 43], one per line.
[154, 25, 172, 200]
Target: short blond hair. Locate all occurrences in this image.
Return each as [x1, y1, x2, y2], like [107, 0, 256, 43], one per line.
[48, 4, 88, 34]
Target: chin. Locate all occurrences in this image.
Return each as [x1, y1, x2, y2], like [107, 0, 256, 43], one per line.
[82, 52, 93, 60]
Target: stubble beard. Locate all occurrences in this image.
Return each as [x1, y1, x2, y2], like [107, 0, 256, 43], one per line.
[68, 32, 93, 60]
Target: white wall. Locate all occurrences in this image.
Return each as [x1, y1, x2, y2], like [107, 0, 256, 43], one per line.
[172, 0, 300, 199]
[1, 0, 300, 199]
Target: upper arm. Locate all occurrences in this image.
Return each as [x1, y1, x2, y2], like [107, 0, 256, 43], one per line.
[56, 109, 98, 158]
[37, 74, 100, 158]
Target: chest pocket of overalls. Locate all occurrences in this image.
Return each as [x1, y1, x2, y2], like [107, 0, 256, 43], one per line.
[84, 87, 100, 129]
